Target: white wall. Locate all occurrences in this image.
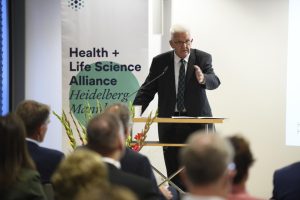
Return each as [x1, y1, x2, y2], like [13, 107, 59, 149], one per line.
[25, 0, 62, 150]
[172, 0, 294, 198]
[25, 0, 300, 198]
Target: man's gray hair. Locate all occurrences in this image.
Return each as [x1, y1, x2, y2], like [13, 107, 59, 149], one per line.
[180, 132, 234, 185]
[86, 113, 123, 156]
[104, 103, 131, 131]
[170, 24, 191, 38]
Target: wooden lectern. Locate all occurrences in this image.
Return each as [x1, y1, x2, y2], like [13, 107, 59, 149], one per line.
[132, 117, 225, 193]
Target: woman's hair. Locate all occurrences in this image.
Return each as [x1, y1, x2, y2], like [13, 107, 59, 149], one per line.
[0, 113, 35, 188]
[52, 149, 109, 200]
[228, 135, 255, 184]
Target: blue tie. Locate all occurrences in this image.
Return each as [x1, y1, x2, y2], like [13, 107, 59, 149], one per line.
[177, 59, 186, 112]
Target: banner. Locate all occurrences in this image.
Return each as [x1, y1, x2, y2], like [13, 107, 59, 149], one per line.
[61, 0, 149, 127]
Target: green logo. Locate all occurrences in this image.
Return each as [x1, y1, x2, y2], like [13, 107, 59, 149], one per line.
[69, 61, 140, 124]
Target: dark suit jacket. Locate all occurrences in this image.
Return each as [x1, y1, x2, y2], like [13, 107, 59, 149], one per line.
[106, 163, 159, 200]
[121, 148, 156, 181]
[121, 148, 165, 199]
[272, 161, 300, 200]
[27, 140, 64, 184]
[134, 49, 220, 117]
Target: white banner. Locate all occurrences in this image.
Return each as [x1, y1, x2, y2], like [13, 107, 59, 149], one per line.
[61, 0, 148, 124]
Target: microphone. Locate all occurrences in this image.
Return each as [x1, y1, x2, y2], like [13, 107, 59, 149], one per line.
[126, 66, 169, 100]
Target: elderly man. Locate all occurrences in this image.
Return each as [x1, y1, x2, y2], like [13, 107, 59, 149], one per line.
[180, 132, 235, 200]
[134, 24, 220, 189]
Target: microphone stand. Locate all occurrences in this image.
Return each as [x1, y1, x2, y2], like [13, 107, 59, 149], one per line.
[126, 66, 169, 100]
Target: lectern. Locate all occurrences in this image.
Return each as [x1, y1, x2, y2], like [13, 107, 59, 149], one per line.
[132, 117, 225, 193]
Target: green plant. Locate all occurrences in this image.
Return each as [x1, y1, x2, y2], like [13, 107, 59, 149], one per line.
[54, 101, 157, 152]
[53, 101, 103, 149]
[127, 110, 158, 151]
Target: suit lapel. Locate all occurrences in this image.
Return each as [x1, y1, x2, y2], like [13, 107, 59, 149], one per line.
[168, 52, 176, 97]
[186, 49, 195, 86]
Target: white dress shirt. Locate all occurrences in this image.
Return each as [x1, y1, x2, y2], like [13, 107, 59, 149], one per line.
[26, 138, 40, 145]
[103, 157, 121, 169]
[182, 194, 225, 200]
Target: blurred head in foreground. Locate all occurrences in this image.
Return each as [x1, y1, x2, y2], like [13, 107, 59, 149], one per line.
[180, 132, 234, 198]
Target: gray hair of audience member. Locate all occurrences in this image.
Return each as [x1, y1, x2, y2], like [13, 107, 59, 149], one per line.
[52, 149, 109, 200]
[180, 132, 234, 185]
[86, 113, 125, 156]
[170, 24, 191, 39]
[104, 103, 131, 132]
[15, 100, 50, 137]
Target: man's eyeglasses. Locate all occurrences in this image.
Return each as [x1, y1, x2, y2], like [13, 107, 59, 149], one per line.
[173, 39, 193, 46]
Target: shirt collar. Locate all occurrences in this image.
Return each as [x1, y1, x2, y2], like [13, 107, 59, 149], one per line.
[174, 52, 190, 64]
[183, 194, 225, 200]
[26, 138, 40, 145]
[103, 157, 121, 169]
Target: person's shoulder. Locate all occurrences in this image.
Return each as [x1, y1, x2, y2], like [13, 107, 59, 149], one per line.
[108, 168, 159, 199]
[153, 50, 173, 60]
[8, 168, 46, 200]
[125, 148, 151, 163]
[126, 148, 146, 158]
[276, 161, 300, 174]
[19, 168, 41, 182]
[122, 169, 153, 187]
[108, 164, 151, 185]
[192, 48, 211, 57]
[37, 146, 64, 158]
[26, 140, 38, 147]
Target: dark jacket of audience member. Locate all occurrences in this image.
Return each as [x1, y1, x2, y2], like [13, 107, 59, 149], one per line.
[16, 100, 64, 183]
[272, 161, 300, 200]
[107, 162, 158, 200]
[0, 114, 46, 200]
[86, 113, 159, 200]
[121, 147, 157, 183]
[26, 141, 65, 184]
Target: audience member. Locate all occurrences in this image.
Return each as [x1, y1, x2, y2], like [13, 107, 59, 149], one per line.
[105, 103, 174, 200]
[75, 184, 138, 200]
[271, 161, 300, 200]
[16, 100, 64, 183]
[0, 114, 46, 200]
[86, 112, 159, 200]
[179, 132, 234, 200]
[227, 135, 262, 200]
[51, 149, 109, 200]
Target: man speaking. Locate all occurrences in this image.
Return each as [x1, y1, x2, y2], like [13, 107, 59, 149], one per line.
[133, 24, 220, 190]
